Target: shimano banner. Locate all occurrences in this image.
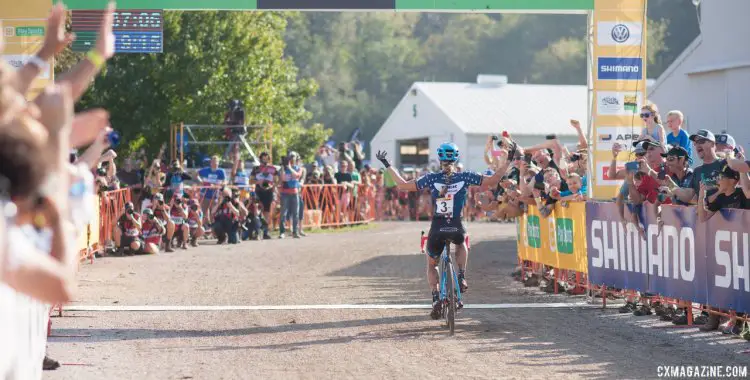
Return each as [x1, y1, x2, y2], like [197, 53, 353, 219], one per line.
[585, 202, 750, 313]
[704, 208, 750, 314]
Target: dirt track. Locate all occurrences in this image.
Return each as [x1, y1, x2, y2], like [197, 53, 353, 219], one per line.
[46, 222, 750, 380]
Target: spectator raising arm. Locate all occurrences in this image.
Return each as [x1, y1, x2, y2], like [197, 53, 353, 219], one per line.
[727, 158, 750, 173]
[75, 128, 113, 169]
[570, 119, 588, 151]
[13, 4, 75, 96]
[53, 2, 115, 102]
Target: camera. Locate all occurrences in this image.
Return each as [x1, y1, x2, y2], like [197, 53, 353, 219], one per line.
[148, 213, 155, 220]
[523, 153, 533, 164]
[158, 200, 165, 205]
[545, 134, 557, 140]
[223, 196, 231, 204]
[96, 167, 107, 177]
[533, 181, 546, 191]
[127, 209, 134, 215]
[570, 153, 581, 162]
[281, 156, 289, 166]
[175, 197, 182, 204]
[625, 161, 640, 173]
[225, 99, 245, 126]
[491, 136, 499, 141]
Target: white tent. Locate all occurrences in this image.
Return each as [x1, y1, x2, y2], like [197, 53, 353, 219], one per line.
[369, 75, 588, 172]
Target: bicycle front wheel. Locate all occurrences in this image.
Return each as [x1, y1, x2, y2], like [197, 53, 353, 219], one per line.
[445, 262, 456, 336]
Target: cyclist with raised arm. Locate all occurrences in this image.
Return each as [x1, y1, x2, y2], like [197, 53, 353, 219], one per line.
[376, 142, 509, 319]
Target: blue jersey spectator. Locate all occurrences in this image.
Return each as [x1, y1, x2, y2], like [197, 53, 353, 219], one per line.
[198, 156, 227, 200]
[665, 110, 692, 159]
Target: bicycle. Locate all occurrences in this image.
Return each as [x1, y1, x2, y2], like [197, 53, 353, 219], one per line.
[421, 231, 464, 336]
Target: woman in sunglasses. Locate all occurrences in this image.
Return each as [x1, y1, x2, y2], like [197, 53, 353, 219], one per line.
[640, 103, 666, 147]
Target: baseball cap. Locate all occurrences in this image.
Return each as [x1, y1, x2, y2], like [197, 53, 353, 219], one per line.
[633, 141, 647, 155]
[720, 164, 740, 181]
[715, 134, 736, 148]
[689, 129, 716, 143]
[661, 146, 689, 158]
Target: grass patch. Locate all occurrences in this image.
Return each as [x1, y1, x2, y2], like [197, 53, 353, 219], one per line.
[305, 223, 379, 234]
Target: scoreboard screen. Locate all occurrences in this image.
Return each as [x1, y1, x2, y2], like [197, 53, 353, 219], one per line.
[71, 9, 163, 54]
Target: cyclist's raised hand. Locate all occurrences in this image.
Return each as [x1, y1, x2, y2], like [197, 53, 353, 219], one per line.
[376, 150, 391, 168]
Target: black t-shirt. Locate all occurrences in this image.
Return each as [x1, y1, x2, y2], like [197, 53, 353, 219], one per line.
[117, 169, 142, 187]
[706, 188, 750, 212]
[334, 172, 353, 184]
[691, 159, 726, 194]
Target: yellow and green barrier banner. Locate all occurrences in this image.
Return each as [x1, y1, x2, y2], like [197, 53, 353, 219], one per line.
[516, 202, 588, 273]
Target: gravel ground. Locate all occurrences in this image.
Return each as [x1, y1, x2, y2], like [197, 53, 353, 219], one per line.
[45, 222, 750, 380]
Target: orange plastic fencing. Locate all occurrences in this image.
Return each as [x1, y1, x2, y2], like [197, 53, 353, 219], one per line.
[301, 184, 376, 227]
[96, 184, 376, 247]
[98, 188, 132, 248]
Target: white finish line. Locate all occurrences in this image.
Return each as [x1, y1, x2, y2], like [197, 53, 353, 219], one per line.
[64, 303, 597, 312]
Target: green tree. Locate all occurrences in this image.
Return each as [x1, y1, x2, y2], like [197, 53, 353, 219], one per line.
[74, 11, 317, 158]
[272, 122, 332, 163]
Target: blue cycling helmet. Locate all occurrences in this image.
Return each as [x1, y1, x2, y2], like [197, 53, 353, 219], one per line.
[437, 142, 460, 162]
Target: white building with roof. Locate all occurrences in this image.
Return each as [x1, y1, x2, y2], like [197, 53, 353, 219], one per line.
[369, 75, 588, 172]
[648, 0, 750, 152]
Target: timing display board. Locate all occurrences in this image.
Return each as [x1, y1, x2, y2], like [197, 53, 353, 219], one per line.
[71, 9, 163, 53]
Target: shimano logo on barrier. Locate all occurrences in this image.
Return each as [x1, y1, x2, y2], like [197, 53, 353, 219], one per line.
[439, 227, 459, 233]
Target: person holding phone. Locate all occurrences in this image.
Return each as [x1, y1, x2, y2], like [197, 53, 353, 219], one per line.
[658, 146, 694, 205]
[672, 129, 724, 205]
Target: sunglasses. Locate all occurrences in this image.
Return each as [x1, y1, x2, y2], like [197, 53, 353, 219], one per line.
[640, 112, 652, 118]
[694, 138, 710, 145]
[635, 152, 646, 157]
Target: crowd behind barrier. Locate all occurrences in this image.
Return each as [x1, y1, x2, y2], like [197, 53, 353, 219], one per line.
[517, 201, 750, 328]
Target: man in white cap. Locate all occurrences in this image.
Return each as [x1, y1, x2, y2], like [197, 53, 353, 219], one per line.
[673, 129, 725, 204]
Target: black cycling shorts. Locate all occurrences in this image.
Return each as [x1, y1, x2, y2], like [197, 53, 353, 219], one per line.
[425, 217, 466, 260]
[256, 188, 274, 212]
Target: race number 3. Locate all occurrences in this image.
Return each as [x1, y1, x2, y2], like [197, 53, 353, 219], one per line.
[436, 197, 454, 215]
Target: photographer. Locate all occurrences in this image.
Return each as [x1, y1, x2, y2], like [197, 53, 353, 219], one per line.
[164, 160, 192, 201]
[186, 197, 204, 247]
[279, 152, 303, 239]
[212, 187, 240, 244]
[169, 194, 190, 250]
[242, 196, 264, 241]
[96, 149, 119, 189]
[151, 193, 176, 252]
[249, 152, 277, 240]
[140, 208, 165, 254]
[115, 202, 142, 255]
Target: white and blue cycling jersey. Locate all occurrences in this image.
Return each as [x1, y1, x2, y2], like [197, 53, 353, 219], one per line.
[416, 171, 483, 219]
